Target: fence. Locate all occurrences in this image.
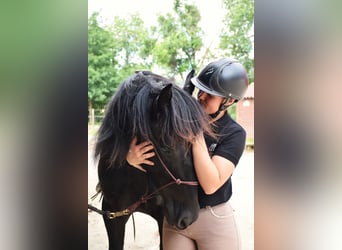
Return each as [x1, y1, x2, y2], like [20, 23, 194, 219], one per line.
[88, 109, 105, 126]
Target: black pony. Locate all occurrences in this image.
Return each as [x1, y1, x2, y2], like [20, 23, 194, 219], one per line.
[93, 71, 212, 250]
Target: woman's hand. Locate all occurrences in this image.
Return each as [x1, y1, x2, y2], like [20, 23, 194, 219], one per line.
[126, 137, 155, 172]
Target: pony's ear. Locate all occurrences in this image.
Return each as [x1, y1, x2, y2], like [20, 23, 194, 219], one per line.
[153, 83, 172, 114]
[158, 83, 172, 105]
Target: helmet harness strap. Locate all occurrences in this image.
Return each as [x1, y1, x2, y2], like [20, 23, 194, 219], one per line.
[209, 98, 231, 119]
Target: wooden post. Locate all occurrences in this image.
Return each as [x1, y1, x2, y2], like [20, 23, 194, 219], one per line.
[91, 108, 95, 126]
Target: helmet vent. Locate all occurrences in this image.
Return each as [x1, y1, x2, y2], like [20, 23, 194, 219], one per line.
[205, 67, 214, 75]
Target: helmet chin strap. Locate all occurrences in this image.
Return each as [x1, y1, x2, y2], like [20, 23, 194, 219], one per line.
[209, 110, 222, 119]
[209, 98, 230, 119]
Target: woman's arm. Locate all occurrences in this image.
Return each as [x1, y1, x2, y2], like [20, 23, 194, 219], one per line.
[126, 137, 155, 172]
[192, 134, 235, 194]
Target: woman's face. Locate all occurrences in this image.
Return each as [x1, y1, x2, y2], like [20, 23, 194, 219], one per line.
[197, 90, 225, 115]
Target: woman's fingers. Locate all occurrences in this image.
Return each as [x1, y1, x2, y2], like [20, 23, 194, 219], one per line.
[143, 160, 155, 166]
[141, 144, 154, 154]
[130, 136, 138, 147]
[127, 137, 155, 171]
[142, 152, 155, 165]
[144, 151, 155, 158]
[137, 141, 153, 150]
[135, 165, 147, 172]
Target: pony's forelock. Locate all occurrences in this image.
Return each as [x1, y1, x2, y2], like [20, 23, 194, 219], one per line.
[95, 72, 213, 167]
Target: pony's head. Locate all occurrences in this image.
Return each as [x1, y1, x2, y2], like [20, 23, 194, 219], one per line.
[96, 71, 214, 229]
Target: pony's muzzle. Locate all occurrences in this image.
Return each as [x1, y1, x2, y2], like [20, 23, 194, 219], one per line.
[176, 209, 199, 229]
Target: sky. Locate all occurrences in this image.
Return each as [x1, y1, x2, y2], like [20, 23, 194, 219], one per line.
[88, 0, 226, 49]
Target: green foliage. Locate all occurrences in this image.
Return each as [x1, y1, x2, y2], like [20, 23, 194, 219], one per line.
[88, 12, 118, 110]
[228, 104, 236, 120]
[220, 0, 254, 83]
[88, 12, 154, 110]
[110, 15, 154, 67]
[151, 0, 203, 80]
[88, 0, 254, 110]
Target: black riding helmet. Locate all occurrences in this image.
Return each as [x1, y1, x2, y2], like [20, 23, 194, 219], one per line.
[191, 58, 249, 101]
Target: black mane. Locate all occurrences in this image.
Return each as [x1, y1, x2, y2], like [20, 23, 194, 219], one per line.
[95, 71, 212, 168]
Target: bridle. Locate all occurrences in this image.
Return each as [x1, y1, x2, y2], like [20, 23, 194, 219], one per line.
[88, 146, 198, 219]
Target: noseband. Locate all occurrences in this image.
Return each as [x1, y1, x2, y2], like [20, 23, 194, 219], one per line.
[88, 147, 198, 219]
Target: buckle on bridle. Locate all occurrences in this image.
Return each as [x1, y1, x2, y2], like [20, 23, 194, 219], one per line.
[107, 209, 130, 219]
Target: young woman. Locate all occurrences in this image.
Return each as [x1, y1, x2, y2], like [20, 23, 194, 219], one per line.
[126, 58, 249, 250]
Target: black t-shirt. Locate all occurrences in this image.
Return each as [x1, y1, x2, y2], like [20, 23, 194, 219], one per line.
[198, 112, 246, 208]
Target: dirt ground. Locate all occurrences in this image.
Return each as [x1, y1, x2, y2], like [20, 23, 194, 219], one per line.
[88, 136, 254, 250]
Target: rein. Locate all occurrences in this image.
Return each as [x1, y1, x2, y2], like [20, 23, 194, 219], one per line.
[88, 147, 198, 219]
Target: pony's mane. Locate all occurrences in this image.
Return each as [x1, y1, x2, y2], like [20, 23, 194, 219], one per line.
[95, 71, 213, 168]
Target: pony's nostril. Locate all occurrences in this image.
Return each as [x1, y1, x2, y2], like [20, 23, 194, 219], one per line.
[177, 217, 190, 229]
[175, 207, 199, 229]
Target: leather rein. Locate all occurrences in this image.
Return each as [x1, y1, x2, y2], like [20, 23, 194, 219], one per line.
[88, 147, 198, 219]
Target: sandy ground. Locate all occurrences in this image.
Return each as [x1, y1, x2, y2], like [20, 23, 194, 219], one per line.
[88, 136, 254, 250]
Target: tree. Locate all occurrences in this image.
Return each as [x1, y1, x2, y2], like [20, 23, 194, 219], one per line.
[88, 13, 154, 111]
[220, 0, 254, 83]
[151, 0, 204, 80]
[88, 12, 118, 110]
[110, 15, 154, 72]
